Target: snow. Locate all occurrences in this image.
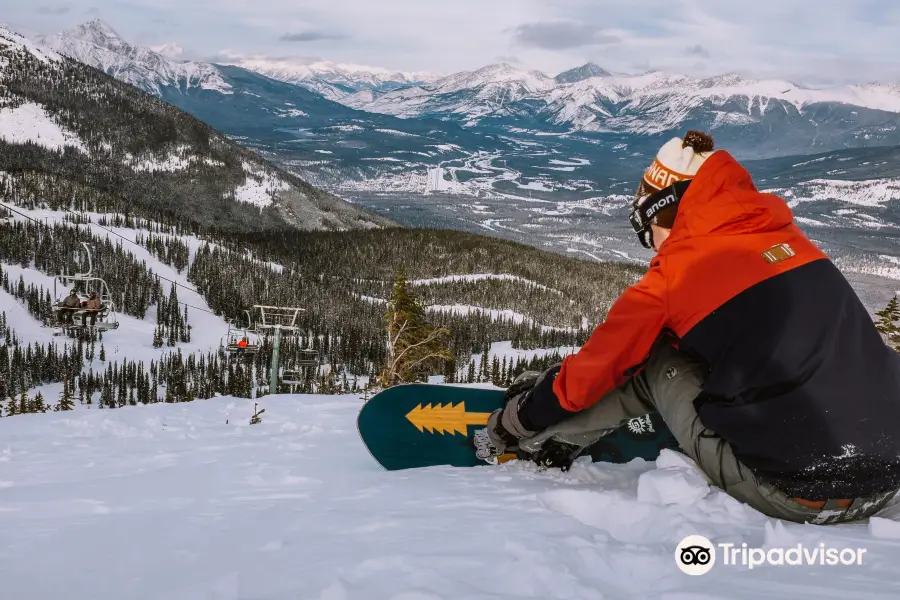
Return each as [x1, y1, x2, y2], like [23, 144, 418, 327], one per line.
[233, 162, 291, 209]
[0, 24, 63, 64]
[347, 61, 900, 134]
[767, 178, 900, 208]
[0, 103, 87, 153]
[426, 303, 575, 333]
[39, 20, 233, 96]
[0, 204, 231, 362]
[408, 273, 564, 295]
[277, 108, 309, 118]
[224, 57, 440, 92]
[2, 393, 900, 599]
[373, 128, 421, 137]
[127, 146, 224, 172]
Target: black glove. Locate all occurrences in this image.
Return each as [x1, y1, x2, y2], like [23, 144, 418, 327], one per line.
[474, 364, 562, 461]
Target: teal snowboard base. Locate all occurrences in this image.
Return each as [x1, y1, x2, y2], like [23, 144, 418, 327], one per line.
[357, 383, 679, 471]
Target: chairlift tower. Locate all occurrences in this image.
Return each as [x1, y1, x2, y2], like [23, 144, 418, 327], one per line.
[254, 305, 304, 394]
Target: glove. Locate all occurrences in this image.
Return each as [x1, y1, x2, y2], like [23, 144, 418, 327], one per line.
[473, 365, 561, 463]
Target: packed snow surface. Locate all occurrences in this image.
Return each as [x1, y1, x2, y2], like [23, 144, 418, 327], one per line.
[2, 392, 899, 599]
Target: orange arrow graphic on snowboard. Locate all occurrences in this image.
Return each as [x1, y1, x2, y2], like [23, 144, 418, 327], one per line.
[405, 402, 492, 436]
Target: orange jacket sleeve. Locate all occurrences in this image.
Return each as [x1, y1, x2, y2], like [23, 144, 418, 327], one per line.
[552, 260, 669, 412]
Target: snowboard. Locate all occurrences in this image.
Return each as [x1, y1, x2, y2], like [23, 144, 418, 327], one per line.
[357, 383, 679, 471]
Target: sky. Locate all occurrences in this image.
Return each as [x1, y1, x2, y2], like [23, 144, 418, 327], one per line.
[4, 0, 900, 85]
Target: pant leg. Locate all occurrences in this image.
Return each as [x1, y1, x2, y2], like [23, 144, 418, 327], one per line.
[518, 373, 654, 453]
[519, 340, 893, 524]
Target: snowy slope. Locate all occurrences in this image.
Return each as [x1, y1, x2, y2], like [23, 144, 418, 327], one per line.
[0, 23, 63, 64]
[0, 204, 231, 361]
[2, 392, 899, 599]
[0, 103, 87, 152]
[37, 20, 232, 95]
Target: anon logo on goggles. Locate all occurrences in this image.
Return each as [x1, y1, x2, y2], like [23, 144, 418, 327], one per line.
[629, 180, 691, 249]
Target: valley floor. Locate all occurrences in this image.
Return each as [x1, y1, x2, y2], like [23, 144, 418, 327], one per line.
[2, 392, 900, 599]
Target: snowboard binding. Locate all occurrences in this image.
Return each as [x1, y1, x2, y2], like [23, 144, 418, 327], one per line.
[473, 428, 584, 471]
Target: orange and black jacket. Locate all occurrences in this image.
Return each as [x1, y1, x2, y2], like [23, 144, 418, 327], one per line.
[520, 150, 900, 499]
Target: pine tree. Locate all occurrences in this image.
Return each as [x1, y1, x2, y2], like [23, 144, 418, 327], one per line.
[56, 375, 75, 411]
[99, 344, 106, 362]
[381, 270, 452, 386]
[875, 297, 900, 352]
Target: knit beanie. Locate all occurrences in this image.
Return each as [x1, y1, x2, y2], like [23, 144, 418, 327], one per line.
[637, 131, 715, 198]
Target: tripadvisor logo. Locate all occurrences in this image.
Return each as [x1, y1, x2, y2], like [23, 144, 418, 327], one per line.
[675, 535, 867, 574]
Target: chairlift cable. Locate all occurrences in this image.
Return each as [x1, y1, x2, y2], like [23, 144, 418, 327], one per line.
[1, 202, 220, 317]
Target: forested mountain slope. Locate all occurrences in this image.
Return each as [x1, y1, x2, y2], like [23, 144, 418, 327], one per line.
[0, 25, 391, 234]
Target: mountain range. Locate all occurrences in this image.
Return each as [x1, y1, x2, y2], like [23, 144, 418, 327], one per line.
[20, 19, 900, 286]
[37, 20, 900, 161]
[0, 24, 389, 233]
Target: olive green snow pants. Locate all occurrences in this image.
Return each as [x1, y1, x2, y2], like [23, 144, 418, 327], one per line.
[518, 341, 897, 525]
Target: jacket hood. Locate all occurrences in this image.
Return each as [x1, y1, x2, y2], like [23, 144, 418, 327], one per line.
[664, 150, 794, 245]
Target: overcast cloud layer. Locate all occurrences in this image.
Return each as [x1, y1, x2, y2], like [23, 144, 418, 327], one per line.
[4, 0, 899, 85]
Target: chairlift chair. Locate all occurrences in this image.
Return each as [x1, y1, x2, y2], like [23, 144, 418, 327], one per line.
[295, 348, 319, 367]
[224, 310, 261, 356]
[51, 242, 120, 333]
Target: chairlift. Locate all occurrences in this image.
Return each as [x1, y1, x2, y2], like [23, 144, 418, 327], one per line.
[223, 309, 261, 356]
[280, 348, 318, 391]
[51, 242, 120, 333]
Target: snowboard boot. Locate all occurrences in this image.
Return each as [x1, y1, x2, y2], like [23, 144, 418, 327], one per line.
[473, 427, 585, 471]
[472, 428, 517, 465]
[520, 437, 585, 471]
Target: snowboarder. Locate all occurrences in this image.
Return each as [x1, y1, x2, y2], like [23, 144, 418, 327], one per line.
[478, 130, 900, 525]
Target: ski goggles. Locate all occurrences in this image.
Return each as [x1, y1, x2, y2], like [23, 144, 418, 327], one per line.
[628, 179, 691, 249]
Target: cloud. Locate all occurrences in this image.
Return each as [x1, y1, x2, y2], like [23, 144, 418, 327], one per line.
[511, 20, 621, 50]
[12, 0, 900, 84]
[36, 4, 71, 15]
[685, 44, 710, 58]
[279, 30, 346, 43]
[495, 55, 522, 64]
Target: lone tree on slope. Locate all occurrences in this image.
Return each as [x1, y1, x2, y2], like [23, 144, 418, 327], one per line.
[381, 270, 452, 387]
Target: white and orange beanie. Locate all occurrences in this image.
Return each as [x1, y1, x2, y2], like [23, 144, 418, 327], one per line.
[636, 130, 716, 202]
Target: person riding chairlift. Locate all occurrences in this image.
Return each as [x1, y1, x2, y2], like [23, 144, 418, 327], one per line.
[59, 289, 80, 324]
[82, 291, 102, 327]
[236, 337, 249, 354]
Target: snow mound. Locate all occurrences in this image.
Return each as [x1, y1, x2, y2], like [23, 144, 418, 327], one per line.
[0, 103, 86, 153]
[869, 517, 900, 539]
[637, 449, 712, 505]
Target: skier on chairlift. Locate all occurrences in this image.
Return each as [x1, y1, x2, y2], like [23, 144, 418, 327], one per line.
[58, 289, 80, 325]
[82, 291, 102, 327]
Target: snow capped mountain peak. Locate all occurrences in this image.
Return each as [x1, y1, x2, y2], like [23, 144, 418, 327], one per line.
[554, 63, 611, 84]
[150, 42, 184, 59]
[222, 55, 441, 100]
[431, 62, 556, 96]
[61, 19, 125, 47]
[37, 21, 232, 96]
